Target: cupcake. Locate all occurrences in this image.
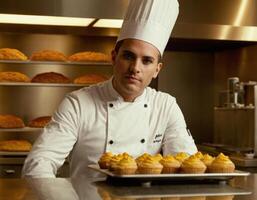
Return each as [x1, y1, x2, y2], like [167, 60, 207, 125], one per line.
[175, 152, 190, 163]
[160, 155, 181, 173]
[108, 154, 123, 171]
[208, 153, 235, 173]
[180, 155, 207, 174]
[115, 156, 138, 175]
[98, 152, 114, 169]
[137, 156, 163, 174]
[201, 154, 215, 169]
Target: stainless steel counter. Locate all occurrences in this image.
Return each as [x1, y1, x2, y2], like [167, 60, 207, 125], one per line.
[0, 174, 256, 200]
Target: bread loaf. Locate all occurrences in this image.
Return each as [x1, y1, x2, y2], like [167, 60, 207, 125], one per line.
[0, 114, 25, 128]
[0, 140, 32, 151]
[0, 71, 30, 82]
[0, 48, 28, 61]
[31, 72, 70, 83]
[30, 50, 67, 61]
[28, 116, 51, 128]
[73, 74, 108, 84]
[68, 51, 110, 62]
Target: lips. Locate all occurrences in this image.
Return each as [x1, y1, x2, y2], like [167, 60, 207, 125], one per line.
[125, 75, 140, 82]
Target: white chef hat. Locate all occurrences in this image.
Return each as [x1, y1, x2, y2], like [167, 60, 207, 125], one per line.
[117, 0, 179, 56]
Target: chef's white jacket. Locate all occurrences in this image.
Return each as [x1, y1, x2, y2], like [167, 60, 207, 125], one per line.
[22, 79, 197, 178]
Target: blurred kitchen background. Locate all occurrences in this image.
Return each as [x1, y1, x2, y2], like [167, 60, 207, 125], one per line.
[1, 0, 257, 177]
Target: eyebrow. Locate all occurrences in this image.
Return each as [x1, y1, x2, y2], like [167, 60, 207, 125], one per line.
[122, 50, 135, 56]
[122, 50, 156, 61]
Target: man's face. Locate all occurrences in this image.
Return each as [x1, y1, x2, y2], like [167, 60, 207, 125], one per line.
[111, 39, 162, 101]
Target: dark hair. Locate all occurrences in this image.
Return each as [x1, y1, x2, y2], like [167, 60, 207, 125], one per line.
[114, 40, 162, 63]
[114, 40, 123, 54]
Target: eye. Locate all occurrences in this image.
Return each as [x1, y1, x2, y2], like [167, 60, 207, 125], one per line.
[122, 51, 135, 61]
[142, 58, 154, 65]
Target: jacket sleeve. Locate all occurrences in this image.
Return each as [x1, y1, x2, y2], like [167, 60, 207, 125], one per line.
[22, 94, 80, 178]
[162, 97, 198, 155]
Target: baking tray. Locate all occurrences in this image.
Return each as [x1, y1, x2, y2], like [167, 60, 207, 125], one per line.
[0, 60, 112, 66]
[95, 181, 252, 199]
[0, 127, 42, 132]
[0, 82, 89, 87]
[88, 164, 250, 181]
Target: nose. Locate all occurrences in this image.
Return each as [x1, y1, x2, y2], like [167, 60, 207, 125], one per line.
[129, 59, 141, 74]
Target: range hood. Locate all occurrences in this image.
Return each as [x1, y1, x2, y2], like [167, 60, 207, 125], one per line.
[0, 0, 257, 42]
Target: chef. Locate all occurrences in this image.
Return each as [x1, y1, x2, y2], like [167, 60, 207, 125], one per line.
[22, 0, 197, 178]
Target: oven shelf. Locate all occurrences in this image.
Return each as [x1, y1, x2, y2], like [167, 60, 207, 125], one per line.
[0, 127, 43, 132]
[0, 82, 90, 87]
[0, 60, 112, 66]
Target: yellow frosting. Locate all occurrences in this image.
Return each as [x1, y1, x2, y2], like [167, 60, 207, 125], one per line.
[175, 152, 189, 162]
[202, 154, 214, 160]
[109, 154, 123, 165]
[181, 155, 206, 168]
[194, 151, 204, 159]
[212, 153, 234, 165]
[153, 153, 163, 161]
[108, 154, 124, 170]
[99, 152, 113, 162]
[160, 155, 181, 166]
[116, 157, 137, 168]
[121, 152, 133, 159]
[139, 156, 163, 168]
[161, 155, 177, 162]
[136, 153, 151, 163]
[201, 154, 214, 164]
[141, 153, 151, 157]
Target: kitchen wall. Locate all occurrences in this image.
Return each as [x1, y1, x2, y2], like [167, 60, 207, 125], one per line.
[0, 33, 116, 56]
[214, 44, 257, 105]
[159, 42, 257, 145]
[213, 44, 257, 151]
[159, 51, 214, 144]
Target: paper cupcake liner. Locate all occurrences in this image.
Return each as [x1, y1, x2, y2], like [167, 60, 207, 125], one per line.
[162, 166, 180, 174]
[98, 161, 109, 169]
[208, 166, 235, 173]
[115, 167, 137, 175]
[108, 163, 118, 171]
[180, 166, 207, 174]
[202, 161, 213, 168]
[137, 167, 163, 174]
